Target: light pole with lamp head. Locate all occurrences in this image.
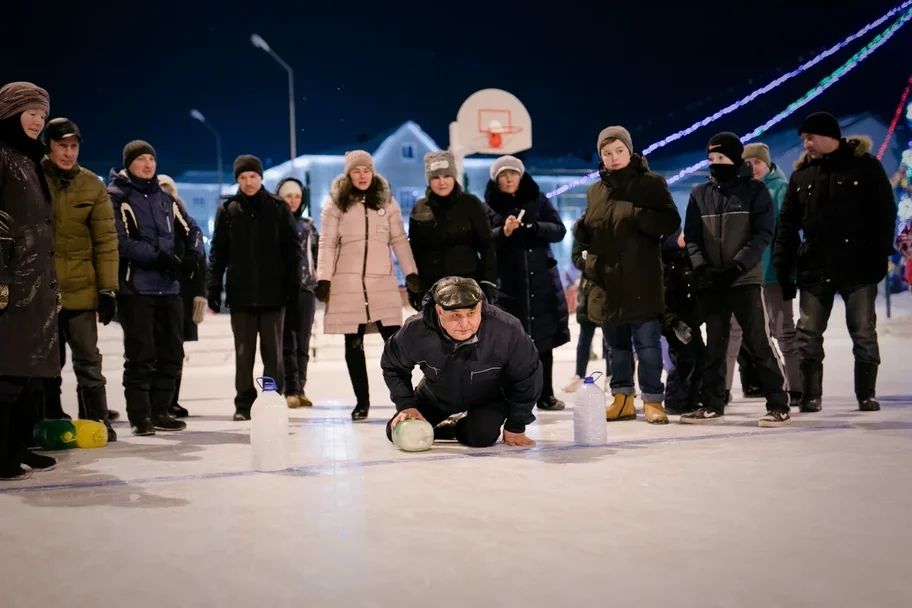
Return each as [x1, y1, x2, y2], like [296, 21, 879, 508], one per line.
[190, 109, 224, 197]
[251, 33, 297, 166]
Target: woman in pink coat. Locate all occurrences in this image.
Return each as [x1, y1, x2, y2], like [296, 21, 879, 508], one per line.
[315, 150, 420, 420]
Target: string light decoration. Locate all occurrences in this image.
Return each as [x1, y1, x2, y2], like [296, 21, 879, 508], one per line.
[665, 6, 912, 185]
[876, 75, 912, 160]
[545, 1, 912, 199]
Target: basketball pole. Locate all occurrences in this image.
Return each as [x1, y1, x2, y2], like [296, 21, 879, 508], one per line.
[449, 120, 466, 186]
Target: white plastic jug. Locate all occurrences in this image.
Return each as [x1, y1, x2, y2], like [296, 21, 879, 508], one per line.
[573, 372, 608, 446]
[251, 376, 290, 471]
[392, 418, 434, 452]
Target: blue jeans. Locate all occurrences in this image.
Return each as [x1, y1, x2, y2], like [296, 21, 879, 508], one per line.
[604, 319, 664, 402]
[575, 320, 609, 378]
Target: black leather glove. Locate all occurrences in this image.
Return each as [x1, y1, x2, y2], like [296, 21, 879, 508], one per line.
[407, 289, 424, 312]
[207, 292, 221, 313]
[405, 273, 422, 294]
[315, 280, 331, 303]
[97, 290, 117, 325]
[156, 251, 182, 275]
[716, 261, 746, 287]
[692, 265, 718, 290]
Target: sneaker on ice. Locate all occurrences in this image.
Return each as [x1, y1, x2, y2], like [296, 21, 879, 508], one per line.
[758, 410, 791, 428]
[679, 407, 724, 424]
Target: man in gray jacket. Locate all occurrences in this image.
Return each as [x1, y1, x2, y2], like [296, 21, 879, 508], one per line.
[682, 132, 789, 427]
[381, 277, 541, 447]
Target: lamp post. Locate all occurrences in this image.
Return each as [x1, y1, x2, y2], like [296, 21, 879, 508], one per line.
[251, 33, 296, 166]
[190, 109, 223, 196]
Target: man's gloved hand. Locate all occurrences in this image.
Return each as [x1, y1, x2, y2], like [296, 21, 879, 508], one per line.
[315, 280, 331, 303]
[673, 320, 693, 345]
[716, 261, 746, 287]
[207, 291, 221, 313]
[692, 265, 718, 290]
[407, 289, 424, 312]
[405, 273, 422, 294]
[156, 251, 182, 275]
[181, 252, 200, 279]
[192, 296, 207, 324]
[0, 283, 8, 315]
[97, 290, 117, 325]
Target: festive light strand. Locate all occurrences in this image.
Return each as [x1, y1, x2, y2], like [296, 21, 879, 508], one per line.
[545, 1, 912, 199]
[641, 0, 912, 157]
[665, 7, 912, 185]
[876, 75, 912, 160]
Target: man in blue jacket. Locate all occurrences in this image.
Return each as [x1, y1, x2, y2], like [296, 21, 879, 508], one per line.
[108, 140, 203, 436]
[381, 277, 541, 448]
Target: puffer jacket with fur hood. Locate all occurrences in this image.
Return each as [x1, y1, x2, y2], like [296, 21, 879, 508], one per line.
[316, 173, 417, 334]
[773, 136, 897, 286]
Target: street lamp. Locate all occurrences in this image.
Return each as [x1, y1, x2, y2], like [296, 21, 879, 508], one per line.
[251, 33, 297, 165]
[190, 109, 223, 196]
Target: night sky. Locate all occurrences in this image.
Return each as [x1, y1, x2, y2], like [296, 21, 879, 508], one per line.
[3, 0, 909, 177]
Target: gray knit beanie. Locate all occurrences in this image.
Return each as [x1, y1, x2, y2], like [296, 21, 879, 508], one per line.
[424, 151, 457, 182]
[344, 149, 373, 175]
[742, 143, 772, 168]
[596, 125, 633, 155]
[489, 155, 525, 180]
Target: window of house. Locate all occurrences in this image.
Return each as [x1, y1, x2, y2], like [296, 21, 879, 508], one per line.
[401, 143, 415, 160]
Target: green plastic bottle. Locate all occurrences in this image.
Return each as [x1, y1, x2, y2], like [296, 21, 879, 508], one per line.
[32, 419, 78, 451]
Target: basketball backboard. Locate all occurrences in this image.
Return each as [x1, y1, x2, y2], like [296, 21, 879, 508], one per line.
[451, 88, 532, 156]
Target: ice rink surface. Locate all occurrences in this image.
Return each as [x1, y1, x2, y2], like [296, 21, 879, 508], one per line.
[2, 293, 911, 607]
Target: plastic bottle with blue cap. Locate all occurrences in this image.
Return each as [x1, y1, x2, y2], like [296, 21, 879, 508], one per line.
[573, 371, 608, 446]
[251, 376, 290, 471]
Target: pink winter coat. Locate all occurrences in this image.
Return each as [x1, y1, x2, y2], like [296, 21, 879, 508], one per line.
[317, 175, 417, 334]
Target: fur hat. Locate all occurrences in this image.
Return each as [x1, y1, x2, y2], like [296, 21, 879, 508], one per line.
[424, 151, 457, 182]
[798, 111, 841, 140]
[742, 143, 772, 168]
[0, 81, 50, 121]
[489, 155, 525, 180]
[707, 132, 743, 164]
[123, 140, 156, 169]
[233, 154, 263, 180]
[596, 125, 633, 155]
[344, 149, 373, 175]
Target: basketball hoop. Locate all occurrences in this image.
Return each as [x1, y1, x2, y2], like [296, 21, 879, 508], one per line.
[485, 119, 524, 150]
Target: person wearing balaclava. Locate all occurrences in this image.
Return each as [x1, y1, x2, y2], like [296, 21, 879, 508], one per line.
[682, 131, 790, 428]
[0, 81, 60, 479]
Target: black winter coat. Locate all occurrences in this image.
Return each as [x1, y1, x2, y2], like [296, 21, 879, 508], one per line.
[409, 186, 497, 296]
[577, 155, 681, 325]
[773, 136, 897, 286]
[380, 298, 542, 433]
[684, 163, 774, 286]
[172, 196, 206, 341]
[207, 187, 301, 310]
[485, 173, 570, 351]
[0, 131, 60, 377]
[662, 229, 701, 331]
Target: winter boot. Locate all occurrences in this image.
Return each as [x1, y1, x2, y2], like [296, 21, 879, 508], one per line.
[643, 401, 669, 424]
[606, 393, 636, 421]
[151, 388, 186, 431]
[854, 361, 881, 411]
[297, 393, 313, 407]
[81, 387, 117, 442]
[286, 395, 301, 409]
[799, 361, 823, 413]
[125, 388, 155, 436]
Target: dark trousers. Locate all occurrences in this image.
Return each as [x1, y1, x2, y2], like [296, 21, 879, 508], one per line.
[118, 295, 184, 422]
[666, 331, 706, 410]
[283, 291, 316, 396]
[385, 398, 509, 448]
[345, 322, 399, 407]
[44, 309, 107, 419]
[0, 377, 43, 473]
[797, 281, 879, 365]
[538, 349, 555, 401]
[700, 285, 787, 413]
[575, 320, 609, 378]
[230, 308, 285, 412]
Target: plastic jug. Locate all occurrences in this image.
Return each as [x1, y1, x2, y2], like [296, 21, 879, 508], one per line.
[73, 419, 109, 448]
[392, 419, 434, 452]
[573, 372, 608, 446]
[251, 376, 290, 472]
[33, 420, 78, 451]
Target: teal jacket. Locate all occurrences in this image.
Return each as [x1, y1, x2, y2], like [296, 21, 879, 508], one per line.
[760, 165, 789, 284]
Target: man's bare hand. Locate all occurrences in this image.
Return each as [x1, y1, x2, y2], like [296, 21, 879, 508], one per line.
[390, 408, 426, 429]
[503, 430, 535, 447]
